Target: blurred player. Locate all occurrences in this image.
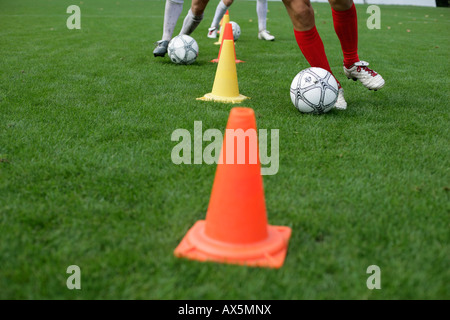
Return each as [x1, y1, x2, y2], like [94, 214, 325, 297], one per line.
[282, 0, 385, 109]
[153, 0, 207, 57]
[207, 0, 275, 41]
[154, 0, 276, 57]
[153, 0, 185, 57]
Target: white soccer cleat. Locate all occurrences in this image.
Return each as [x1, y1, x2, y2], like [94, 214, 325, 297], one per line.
[334, 87, 347, 110]
[258, 30, 275, 41]
[344, 61, 385, 91]
[207, 27, 217, 39]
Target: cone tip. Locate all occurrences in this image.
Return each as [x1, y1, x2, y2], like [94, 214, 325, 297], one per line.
[224, 23, 234, 41]
[226, 107, 256, 130]
[230, 107, 254, 117]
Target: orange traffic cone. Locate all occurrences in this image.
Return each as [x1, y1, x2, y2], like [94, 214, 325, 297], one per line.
[174, 107, 291, 268]
[198, 24, 248, 103]
[211, 22, 244, 64]
[215, 10, 230, 45]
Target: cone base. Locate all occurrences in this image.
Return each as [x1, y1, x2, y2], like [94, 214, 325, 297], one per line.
[174, 220, 292, 269]
[197, 93, 249, 104]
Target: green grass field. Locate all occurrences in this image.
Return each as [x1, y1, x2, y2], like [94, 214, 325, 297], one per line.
[0, 0, 449, 299]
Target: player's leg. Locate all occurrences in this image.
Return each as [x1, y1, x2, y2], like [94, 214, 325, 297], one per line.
[282, 0, 332, 74]
[330, 0, 384, 90]
[282, 0, 346, 109]
[330, 0, 357, 68]
[154, 0, 184, 57]
[257, 0, 275, 41]
[208, 0, 233, 38]
[179, 0, 210, 35]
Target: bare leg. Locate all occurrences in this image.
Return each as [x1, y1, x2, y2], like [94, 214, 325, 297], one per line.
[328, 0, 353, 11]
[281, 0, 315, 31]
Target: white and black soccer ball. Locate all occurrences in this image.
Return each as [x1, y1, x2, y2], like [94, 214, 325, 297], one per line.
[229, 21, 241, 41]
[290, 67, 339, 114]
[168, 35, 199, 65]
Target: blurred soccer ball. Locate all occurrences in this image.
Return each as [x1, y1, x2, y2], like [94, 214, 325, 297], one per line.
[290, 67, 339, 114]
[168, 35, 199, 65]
[229, 21, 241, 41]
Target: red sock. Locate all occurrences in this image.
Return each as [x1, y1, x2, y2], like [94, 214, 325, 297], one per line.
[293, 26, 332, 75]
[332, 3, 359, 69]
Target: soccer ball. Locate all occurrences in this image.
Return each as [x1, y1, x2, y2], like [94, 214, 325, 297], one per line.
[290, 67, 339, 114]
[168, 35, 199, 65]
[229, 21, 241, 41]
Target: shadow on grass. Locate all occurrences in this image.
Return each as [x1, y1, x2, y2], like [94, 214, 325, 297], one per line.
[154, 59, 210, 67]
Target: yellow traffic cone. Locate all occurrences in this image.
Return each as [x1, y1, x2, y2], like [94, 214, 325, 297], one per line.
[214, 10, 230, 45]
[197, 24, 249, 104]
[211, 21, 244, 63]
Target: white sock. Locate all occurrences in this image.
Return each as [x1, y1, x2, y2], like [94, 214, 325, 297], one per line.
[256, 0, 268, 32]
[180, 9, 204, 35]
[210, 0, 228, 30]
[162, 0, 184, 41]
